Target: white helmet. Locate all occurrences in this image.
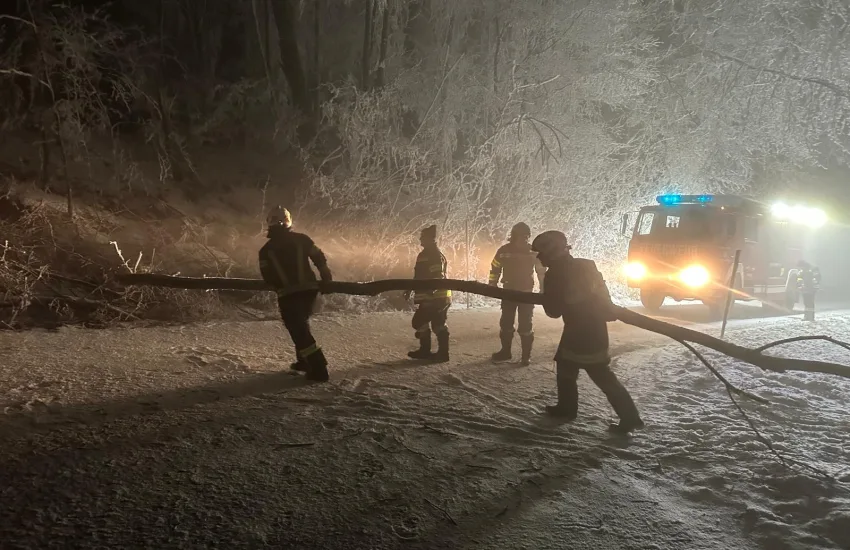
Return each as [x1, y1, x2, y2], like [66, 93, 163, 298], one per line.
[267, 206, 292, 229]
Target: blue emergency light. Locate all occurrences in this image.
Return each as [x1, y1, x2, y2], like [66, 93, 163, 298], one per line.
[656, 194, 714, 205]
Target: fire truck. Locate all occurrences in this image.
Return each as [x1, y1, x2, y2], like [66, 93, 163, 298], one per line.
[621, 194, 826, 314]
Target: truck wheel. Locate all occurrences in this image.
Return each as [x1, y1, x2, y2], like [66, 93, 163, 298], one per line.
[704, 299, 726, 320]
[640, 289, 664, 312]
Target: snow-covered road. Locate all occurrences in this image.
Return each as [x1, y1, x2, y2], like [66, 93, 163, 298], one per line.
[1, 303, 848, 549]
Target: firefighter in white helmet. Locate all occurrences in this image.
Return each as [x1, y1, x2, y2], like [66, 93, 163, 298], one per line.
[531, 230, 643, 434]
[259, 206, 333, 382]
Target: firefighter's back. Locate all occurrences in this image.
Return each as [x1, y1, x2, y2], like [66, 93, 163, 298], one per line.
[413, 245, 451, 305]
[547, 256, 611, 356]
[259, 229, 319, 288]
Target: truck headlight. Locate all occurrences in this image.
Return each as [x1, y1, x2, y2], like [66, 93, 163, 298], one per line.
[679, 265, 710, 288]
[624, 262, 647, 281]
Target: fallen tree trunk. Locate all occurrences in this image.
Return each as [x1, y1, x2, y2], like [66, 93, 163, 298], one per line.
[114, 273, 540, 304]
[115, 273, 850, 380]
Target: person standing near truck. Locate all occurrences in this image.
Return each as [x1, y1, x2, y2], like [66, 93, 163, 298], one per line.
[796, 260, 821, 321]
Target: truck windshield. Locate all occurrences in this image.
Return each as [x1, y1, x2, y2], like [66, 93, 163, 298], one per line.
[635, 208, 714, 239]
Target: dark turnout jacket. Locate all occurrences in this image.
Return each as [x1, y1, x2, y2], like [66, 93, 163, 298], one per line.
[413, 244, 451, 305]
[796, 265, 821, 293]
[541, 253, 615, 364]
[259, 226, 331, 297]
[489, 241, 546, 291]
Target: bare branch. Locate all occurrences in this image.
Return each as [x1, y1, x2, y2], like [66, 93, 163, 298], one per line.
[703, 49, 850, 100]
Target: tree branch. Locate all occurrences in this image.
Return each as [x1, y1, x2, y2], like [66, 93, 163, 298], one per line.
[703, 49, 850, 99]
[115, 273, 850, 381]
[675, 339, 768, 404]
[676, 340, 834, 481]
[755, 335, 850, 354]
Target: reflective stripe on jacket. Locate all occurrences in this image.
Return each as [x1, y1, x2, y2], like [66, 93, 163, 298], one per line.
[413, 246, 451, 304]
[259, 228, 331, 298]
[796, 267, 821, 293]
[488, 241, 545, 291]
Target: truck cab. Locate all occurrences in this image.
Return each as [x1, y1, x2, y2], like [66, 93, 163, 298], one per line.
[622, 194, 825, 314]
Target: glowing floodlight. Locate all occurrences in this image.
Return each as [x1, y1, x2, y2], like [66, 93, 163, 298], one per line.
[771, 202, 790, 218]
[771, 202, 827, 228]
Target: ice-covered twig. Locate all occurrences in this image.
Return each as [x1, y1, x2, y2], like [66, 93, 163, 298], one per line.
[676, 339, 837, 482]
[675, 340, 769, 404]
[755, 335, 850, 354]
[424, 498, 458, 526]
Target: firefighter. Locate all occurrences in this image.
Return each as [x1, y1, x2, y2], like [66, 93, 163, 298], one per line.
[403, 225, 451, 362]
[796, 260, 821, 321]
[259, 206, 332, 382]
[531, 230, 643, 434]
[489, 222, 546, 365]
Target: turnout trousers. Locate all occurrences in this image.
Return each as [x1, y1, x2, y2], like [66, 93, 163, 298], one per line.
[409, 301, 451, 360]
[554, 359, 641, 424]
[278, 290, 328, 371]
[802, 292, 816, 321]
[500, 300, 534, 337]
[412, 302, 450, 338]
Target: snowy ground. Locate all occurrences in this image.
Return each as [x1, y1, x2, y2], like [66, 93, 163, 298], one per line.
[1, 301, 849, 549]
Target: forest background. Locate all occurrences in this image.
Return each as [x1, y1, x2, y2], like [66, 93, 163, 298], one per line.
[1, 0, 849, 326]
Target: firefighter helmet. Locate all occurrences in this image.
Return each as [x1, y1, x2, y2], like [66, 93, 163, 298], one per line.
[267, 206, 292, 229]
[531, 230, 570, 260]
[420, 224, 437, 242]
[510, 222, 531, 242]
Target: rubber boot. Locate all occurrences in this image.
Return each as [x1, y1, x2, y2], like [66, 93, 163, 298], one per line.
[408, 331, 434, 360]
[608, 416, 645, 435]
[433, 330, 450, 363]
[604, 381, 644, 434]
[305, 349, 330, 382]
[290, 351, 308, 372]
[491, 331, 513, 362]
[545, 362, 578, 420]
[519, 333, 534, 366]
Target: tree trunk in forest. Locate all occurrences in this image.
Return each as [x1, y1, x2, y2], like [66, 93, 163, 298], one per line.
[493, 17, 500, 94]
[403, 0, 420, 58]
[38, 119, 51, 189]
[375, 1, 391, 88]
[115, 273, 850, 382]
[362, 0, 374, 89]
[270, 0, 312, 116]
[313, 0, 321, 100]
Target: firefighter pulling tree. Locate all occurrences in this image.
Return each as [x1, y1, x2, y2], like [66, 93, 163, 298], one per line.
[259, 206, 333, 382]
[532, 230, 644, 434]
